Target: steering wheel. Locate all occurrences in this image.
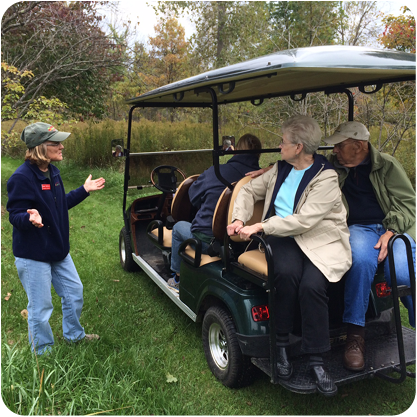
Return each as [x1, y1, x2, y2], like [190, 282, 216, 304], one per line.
[150, 165, 186, 193]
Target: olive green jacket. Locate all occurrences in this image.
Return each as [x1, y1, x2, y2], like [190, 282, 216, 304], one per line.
[232, 163, 352, 283]
[329, 144, 416, 242]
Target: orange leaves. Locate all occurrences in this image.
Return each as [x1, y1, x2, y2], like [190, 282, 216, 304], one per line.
[147, 17, 190, 88]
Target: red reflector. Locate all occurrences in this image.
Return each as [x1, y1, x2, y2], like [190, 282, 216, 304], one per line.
[252, 305, 269, 322]
[376, 282, 392, 297]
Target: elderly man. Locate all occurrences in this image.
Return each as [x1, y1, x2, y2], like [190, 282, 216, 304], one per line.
[325, 121, 416, 372]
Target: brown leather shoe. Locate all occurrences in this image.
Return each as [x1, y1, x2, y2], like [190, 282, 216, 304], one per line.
[343, 334, 365, 371]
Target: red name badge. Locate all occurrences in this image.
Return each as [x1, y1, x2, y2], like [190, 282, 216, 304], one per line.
[42, 184, 51, 190]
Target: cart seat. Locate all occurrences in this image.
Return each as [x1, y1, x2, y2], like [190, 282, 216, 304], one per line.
[227, 176, 265, 243]
[147, 174, 199, 249]
[226, 176, 267, 277]
[238, 249, 268, 276]
[179, 185, 234, 267]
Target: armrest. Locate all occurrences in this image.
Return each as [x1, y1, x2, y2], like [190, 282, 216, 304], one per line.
[146, 220, 164, 246]
[179, 237, 202, 268]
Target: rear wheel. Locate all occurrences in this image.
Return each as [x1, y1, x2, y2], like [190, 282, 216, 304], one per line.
[202, 306, 254, 388]
[119, 227, 139, 272]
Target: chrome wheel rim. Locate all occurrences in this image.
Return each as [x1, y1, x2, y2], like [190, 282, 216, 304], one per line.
[120, 237, 126, 264]
[208, 322, 228, 370]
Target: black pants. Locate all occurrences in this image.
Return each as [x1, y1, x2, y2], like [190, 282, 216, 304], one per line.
[266, 236, 330, 354]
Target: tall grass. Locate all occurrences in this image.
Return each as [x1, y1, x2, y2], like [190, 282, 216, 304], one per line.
[1, 117, 280, 165]
[2, 118, 415, 187]
[1, 156, 416, 415]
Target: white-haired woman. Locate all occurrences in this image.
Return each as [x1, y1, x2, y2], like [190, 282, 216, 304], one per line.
[227, 115, 351, 396]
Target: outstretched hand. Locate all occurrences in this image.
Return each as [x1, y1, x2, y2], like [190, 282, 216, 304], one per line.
[27, 209, 44, 228]
[84, 174, 105, 193]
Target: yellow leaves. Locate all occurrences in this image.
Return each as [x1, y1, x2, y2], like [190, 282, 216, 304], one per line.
[1, 62, 33, 78]
[1, 61, 33, 120]
[4, 292, 12, 301]
[21, 309, 29, 320]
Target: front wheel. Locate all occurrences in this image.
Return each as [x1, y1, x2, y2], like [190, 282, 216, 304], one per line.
[119, 227, 140, 272]
[202, 306, 254, 388]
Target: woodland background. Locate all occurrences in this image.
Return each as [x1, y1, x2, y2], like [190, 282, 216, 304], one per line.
[1, 3, 416, 414]
[1, 1, 416, 182]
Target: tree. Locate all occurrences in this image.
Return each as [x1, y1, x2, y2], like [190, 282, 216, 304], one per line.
[1, 1, 127, 127]
[1, 1, 42, 35]
[1, 62, 69, 153]
[153, 1, 270, 70]
[379, 6, 416, 53]
[336, 1, 380, 46]
[145, 17, 189, 87]
[268, 1, 339, 50]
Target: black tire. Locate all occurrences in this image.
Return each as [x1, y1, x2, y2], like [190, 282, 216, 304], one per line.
[202, 306, 254, 388]
[119, 227, 140, 272]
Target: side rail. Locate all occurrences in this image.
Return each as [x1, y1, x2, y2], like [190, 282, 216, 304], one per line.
[229, 233, 280, 383]
[247, 234, 280, 384]
[377, 233, 416, 383]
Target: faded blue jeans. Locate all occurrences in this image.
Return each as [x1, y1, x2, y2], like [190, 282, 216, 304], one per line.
[171, 221, 210, 275]
[343, 224, 416, 328]
[15, 253, 85, 355]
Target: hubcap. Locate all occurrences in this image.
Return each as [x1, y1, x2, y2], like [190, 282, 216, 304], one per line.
[208, 322, 228, 370]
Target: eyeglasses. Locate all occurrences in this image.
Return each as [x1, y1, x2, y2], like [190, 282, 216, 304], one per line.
[46, 143, 62, 147]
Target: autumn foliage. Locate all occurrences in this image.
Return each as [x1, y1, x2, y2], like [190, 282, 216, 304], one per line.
[379, 6, 416, 53]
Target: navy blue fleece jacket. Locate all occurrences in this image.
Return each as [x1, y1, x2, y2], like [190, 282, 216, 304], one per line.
[189, 154, 261, 236]
[7, 160, 89, 262]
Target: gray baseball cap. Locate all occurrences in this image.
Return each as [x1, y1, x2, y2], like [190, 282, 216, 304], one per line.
[325, 121, 370, 145]
[21, 122, 71, 148]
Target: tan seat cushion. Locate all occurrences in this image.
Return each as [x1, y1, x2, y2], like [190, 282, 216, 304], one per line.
[227, 176, 264, 243]
[184, 247, 221, 266]
[238, 249, 267, 276]
[151, 227, 172, 248]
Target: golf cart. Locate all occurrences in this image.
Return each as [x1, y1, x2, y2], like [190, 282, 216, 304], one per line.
[117, 45, 416, 394]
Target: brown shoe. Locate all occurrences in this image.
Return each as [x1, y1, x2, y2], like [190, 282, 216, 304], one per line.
[343, 334, 365, 371]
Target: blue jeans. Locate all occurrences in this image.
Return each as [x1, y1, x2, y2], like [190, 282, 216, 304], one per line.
[171, 221, 210, 274]
[343, 224, 416, 328]
[15, 254, 85, 354]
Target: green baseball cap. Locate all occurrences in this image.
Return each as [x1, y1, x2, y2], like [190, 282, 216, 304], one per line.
[21, 122, 71, 149]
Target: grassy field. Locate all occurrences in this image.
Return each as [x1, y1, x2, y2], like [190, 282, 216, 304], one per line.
[1, 155, 415, 415]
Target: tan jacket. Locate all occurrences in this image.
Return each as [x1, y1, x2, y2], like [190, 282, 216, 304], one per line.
[232, 162, 352, 283]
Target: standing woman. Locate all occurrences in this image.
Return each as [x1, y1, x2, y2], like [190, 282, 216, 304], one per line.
[227, 115, 351, 396]
[7, 122, 105, 355]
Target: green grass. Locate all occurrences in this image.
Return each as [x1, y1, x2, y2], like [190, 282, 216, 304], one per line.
[1, 155, 415, 415]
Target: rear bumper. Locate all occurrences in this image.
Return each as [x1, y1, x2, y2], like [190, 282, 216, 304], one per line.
[237, 333, 270, 358]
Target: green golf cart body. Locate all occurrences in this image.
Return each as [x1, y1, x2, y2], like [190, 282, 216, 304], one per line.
[118, 45, 415, 393]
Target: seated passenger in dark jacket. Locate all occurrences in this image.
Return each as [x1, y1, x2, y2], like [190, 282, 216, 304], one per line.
[168, 133, 262, 290]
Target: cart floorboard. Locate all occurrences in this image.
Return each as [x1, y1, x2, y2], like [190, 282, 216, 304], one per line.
[252, 327, 415, 394]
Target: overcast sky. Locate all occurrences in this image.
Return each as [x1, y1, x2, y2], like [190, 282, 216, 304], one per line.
[111, 0, 412, 46]
[111, 0, 195, 44]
